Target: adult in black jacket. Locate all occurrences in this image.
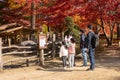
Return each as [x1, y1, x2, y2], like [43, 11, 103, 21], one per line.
[87, 25, 96, 71]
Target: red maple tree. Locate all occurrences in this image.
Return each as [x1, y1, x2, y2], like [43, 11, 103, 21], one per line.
[0, 0, 120, 45]
[77, 0, 120, 45]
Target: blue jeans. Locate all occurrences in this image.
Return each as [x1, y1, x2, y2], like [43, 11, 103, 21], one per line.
[68, 54, 75, 68]
[82, 48, 87, 66]
[88, 49, 95, 70]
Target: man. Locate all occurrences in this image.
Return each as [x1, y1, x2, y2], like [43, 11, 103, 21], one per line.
[87, 25, 96, 71]
[80, 29, 88, 66]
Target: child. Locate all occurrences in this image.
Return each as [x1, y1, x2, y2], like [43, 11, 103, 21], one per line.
[68, 38, 76, 68]
[59, 41, 68, 69]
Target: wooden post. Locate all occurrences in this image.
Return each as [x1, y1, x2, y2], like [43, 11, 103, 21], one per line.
[53, 34, 56, 42]
[40, 49, 44, 66]
[119, 41, 120, 47]
[52, 34, 56, 59]
[62, 32, 64, 41]
[0, 38, 3, 71]
[38, 32, 45, 66]
[8, 38, 11, 46]
[25, 53, 29, 67]
[26, 59, 29, 67]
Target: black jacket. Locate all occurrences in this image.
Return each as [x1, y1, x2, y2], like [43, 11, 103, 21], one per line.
[87, 31, 95, 49]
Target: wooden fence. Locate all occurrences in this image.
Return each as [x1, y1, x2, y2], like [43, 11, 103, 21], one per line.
[0, 38, 39, 71]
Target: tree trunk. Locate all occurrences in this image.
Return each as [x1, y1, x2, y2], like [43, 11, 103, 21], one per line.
[117, 23, 120, 40]
[31, 2, 36, 30]
[104, 28, 114, 46]
[52, 42, 55, 59]
[31, 2, 36, 40]
[100, 18, 115, 46]
[52, 34, 56, 59]
[106, 38, 112, 46]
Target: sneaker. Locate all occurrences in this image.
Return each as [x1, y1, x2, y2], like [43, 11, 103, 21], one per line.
[86, 68, 94, 71]
[81, 65, 87, 67]
[63, 67, 67, 70]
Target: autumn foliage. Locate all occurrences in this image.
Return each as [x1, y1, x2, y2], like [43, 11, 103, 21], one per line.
[0, 0, 120, 45]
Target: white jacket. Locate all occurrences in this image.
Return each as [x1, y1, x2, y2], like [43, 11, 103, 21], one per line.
[59, 45, 68, 57]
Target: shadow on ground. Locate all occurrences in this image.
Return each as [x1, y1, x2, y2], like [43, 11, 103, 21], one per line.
[36, 56, 120, 72]
[36, 61, 72, 72]
[96, 57, 120, 71]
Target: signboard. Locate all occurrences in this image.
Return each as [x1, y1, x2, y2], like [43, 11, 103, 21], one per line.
[38, 34, 47, 49]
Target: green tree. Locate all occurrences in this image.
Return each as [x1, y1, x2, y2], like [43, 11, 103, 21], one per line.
[64, 16, 80, 43]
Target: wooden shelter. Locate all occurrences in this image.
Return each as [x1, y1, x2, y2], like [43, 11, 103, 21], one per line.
[0, 23, 37, 45]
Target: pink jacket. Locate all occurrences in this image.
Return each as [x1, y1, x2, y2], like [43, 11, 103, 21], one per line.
[68, 43, 76, 54]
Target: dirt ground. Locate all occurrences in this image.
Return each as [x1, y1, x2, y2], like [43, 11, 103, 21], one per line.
[0, 56, 120, 80]
[0, 44, 120, 80]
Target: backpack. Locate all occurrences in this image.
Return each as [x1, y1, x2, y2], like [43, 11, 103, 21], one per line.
[91, 34, 99, 48]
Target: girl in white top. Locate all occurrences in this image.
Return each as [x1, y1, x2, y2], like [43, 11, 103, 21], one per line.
[59, 41, 68, 69]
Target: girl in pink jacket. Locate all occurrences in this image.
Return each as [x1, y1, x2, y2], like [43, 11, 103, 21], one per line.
[68, 38, 76, 68]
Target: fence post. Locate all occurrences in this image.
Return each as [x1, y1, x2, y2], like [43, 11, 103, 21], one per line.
[0, 38, 3, 71]
[52, 34, 56, 59]
[8, 38, 11, 46]
[40, 49, 44, 66]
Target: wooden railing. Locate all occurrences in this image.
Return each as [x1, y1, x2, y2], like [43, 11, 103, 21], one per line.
[0, 38, 39, 71]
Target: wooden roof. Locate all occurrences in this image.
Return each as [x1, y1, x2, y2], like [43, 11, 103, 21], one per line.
[0, 26, 23, 33]
[0, 23, 36, 36]
[0, 23, 17, 31]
